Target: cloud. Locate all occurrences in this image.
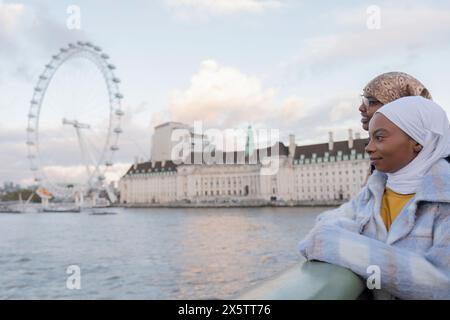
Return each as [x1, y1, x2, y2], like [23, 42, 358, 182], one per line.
[0, 2, 86, 84]
[0, 3, 26, 57]
[159, 59, 314, 130]
[151, 59, 362, 146]
[165, 0, 283, 19]
[291, 3, 450, 72]
[292, 94, 366, 145]
[166, 60, 276, 127]
[27, 4, 84, 55]
[0, 3, 25, 36]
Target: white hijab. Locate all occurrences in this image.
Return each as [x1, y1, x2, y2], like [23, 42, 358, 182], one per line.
[374, 96, 450, 194]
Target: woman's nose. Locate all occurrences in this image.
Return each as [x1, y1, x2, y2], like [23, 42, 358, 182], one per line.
[359, 103, 366, 113]
[365, 139, 375, 154]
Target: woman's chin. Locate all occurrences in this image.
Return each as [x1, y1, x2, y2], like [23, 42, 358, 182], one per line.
[375, 165, 396, 173]
[362, 123, 369, 131]
[373, 164, 387, 172]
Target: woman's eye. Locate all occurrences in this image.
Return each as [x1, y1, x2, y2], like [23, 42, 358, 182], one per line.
[375, 136, 384, 141]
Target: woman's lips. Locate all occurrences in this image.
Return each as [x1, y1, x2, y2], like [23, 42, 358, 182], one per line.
[361, 116, 369, 123]
[370, 158, 382, 165]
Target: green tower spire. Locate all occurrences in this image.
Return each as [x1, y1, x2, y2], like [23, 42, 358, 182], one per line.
[245, 125, 254, 157]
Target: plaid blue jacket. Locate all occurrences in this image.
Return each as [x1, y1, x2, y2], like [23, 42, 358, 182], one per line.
[298, 159, 450, 299]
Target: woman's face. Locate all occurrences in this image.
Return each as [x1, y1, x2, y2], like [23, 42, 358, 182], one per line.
[365, 113, 422, 173]
[359, 97, 384, 131]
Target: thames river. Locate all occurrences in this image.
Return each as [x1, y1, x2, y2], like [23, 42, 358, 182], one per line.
[0, 207, 327, 299]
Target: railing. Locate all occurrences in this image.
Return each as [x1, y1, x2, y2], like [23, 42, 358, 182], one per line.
[236, 261, 369, 300]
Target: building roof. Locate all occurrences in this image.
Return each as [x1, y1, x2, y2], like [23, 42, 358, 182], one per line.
[293, 138, 368, 160]
[124, 139, 368, 175]
[125, 160, 178, 175]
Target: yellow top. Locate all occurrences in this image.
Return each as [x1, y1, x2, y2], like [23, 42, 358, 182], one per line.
[380, 188, 415, 231]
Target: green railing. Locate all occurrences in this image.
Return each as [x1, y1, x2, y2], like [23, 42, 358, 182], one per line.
[236, 261, 369, 300]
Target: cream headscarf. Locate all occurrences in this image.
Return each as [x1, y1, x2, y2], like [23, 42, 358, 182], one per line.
[364, 72, 432, 104]
[375, 96, 450, 194]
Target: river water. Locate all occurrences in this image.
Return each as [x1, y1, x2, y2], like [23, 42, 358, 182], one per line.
[0, 207, 328, 299]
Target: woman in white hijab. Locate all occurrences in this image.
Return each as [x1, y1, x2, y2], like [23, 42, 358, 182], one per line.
[298, 96, 450, 299]
[368, 96, 450, 194]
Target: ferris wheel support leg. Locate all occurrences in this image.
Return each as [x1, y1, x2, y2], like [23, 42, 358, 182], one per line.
[91, 191, 98, 207]
[75, 192, 84, 208]
[42, 197, 49, 208]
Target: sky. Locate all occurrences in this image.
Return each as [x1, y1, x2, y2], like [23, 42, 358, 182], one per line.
[1, 0, 450, 187]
